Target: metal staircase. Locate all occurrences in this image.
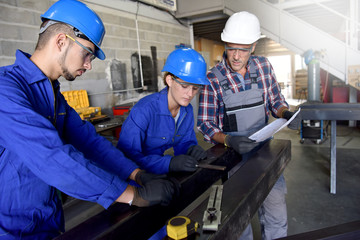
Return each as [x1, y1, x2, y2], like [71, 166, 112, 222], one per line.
[176, 0, 360, 83]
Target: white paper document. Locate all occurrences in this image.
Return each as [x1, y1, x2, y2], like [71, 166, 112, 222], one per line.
[249, 108, 301, 142]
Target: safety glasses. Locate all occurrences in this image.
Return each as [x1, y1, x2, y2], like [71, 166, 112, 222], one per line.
[66, 34, 96, 62]
[225, 44, 253, 55]
[172, 76, 202, 93]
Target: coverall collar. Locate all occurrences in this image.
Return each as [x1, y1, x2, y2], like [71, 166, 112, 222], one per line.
[158, 87, 189, 117]
[15, 50, 49, 85]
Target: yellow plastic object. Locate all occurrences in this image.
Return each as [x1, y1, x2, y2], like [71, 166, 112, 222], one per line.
[62, 90, 101, 120]
[166, 216, 198, 240]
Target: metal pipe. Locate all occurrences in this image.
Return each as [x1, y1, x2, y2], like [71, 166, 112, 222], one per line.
[308, 56, 321, 102]
[135, 2, 144, 88]
[196, 164, 226, 171]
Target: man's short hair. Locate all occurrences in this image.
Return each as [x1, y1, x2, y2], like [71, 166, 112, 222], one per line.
[35, 20, 74, 50]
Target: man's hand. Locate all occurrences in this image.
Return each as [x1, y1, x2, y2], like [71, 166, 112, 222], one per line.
[135, 170, 167, 186]
[132, 178, 176, 207]
[169, 154, 197, 172]
[186, 145, 207, 161]
[225, 135, 260, 154]
[283, 110, 301, 130]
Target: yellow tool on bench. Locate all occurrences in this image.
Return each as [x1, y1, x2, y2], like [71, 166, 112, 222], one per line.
[166, 216, 198, 240]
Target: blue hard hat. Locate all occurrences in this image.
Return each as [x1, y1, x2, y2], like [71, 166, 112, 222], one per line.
[162, 48, 209, 85]
[41, 0, 106, 60]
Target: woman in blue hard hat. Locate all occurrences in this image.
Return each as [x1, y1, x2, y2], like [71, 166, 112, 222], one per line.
[117, 48, 210, 174]
[0, 0, 176, 238]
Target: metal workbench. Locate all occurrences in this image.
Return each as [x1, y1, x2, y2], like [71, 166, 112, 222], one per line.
[56, 139, 291, 239]
[94, 115, 125, 134]
[300, 102, 360, 194]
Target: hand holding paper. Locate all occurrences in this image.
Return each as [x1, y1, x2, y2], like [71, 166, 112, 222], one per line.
[283, 110, 302, 130]
[225, 135, 260, 154]
[249, 108, 301, 142]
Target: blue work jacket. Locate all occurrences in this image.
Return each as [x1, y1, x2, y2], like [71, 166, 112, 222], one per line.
[0, 50, 138, 239]
[117, 87, 198, 174]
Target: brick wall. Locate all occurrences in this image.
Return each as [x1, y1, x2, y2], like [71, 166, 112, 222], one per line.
[0, 0, 191, 114]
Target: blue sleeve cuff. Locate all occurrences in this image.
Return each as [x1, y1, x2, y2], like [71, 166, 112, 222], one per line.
[97, 176, 128, 209]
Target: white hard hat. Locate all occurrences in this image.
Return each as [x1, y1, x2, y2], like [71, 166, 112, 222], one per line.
[221, 11, 261, 44]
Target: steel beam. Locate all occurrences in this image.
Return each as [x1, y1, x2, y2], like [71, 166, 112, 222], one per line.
[300, 102, 360, 121]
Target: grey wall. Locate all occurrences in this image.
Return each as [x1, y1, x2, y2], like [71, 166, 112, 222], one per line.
[0, 0, 191, 115]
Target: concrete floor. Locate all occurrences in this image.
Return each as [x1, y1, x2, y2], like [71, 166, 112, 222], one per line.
[276, 123, 360, 238]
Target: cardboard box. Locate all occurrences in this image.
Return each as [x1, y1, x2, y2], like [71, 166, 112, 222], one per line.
[348, 65, 360, 91]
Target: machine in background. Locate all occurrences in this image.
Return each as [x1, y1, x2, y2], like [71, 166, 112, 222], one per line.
[300, 120, 327, 144]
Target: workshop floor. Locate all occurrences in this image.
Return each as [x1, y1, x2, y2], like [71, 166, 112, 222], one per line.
[274, 123, 360, 238]
[195, 100, 360, 239]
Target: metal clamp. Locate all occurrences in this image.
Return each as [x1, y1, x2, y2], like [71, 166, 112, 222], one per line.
[202, 185, 223, 231]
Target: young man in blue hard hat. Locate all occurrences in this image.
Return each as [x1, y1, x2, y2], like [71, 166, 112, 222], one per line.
[0, 0, 176, 238]
[197, 11, 301, 240]
[116, 48, 209, 174]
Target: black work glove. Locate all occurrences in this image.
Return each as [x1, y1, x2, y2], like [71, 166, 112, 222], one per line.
[186, 145, 207, 161]
[135, 170, 167, 186]
[283, 110, 301, 130]
[225, 135, 260, 155]
[132, 178, 175, 207]
[169, 154, 197, 172]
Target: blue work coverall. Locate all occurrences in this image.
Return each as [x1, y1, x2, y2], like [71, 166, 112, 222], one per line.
[116, 87, 198, 174]
[0, 50, 138, 239]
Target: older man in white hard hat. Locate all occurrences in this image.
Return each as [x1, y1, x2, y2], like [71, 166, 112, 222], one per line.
[198, 11, 300, 240]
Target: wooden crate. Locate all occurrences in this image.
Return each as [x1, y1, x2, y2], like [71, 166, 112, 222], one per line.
[348, 65, 360, 91]
[294, 69, 308, 99]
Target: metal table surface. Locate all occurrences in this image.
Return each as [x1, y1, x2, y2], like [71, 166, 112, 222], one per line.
[300, 102, 360, 194]
[94, 115, 125, 134]
[56, 139, 291, 240]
